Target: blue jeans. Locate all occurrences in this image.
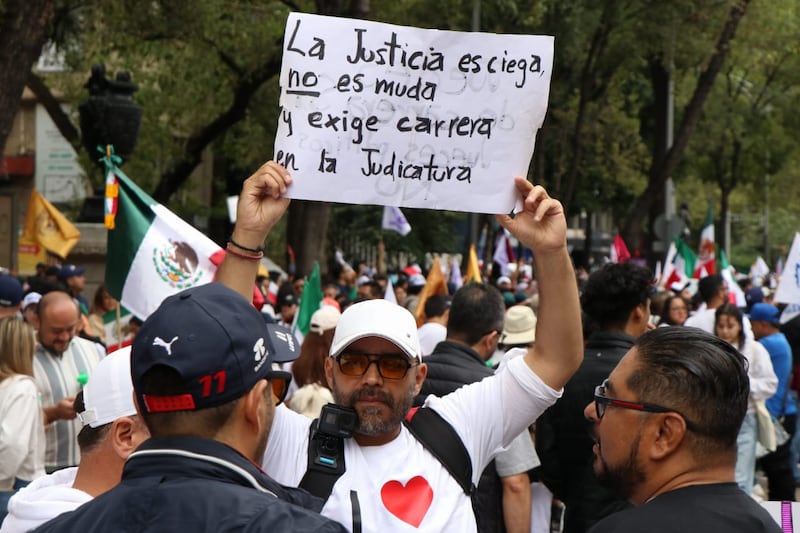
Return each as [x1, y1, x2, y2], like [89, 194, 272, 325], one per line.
[0, 478, 31, 523]
[736, 412, 758, 494]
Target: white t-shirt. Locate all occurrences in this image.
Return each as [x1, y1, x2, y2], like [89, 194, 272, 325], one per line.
[264, 354, 560, 532]
[416, 323, 446, 357]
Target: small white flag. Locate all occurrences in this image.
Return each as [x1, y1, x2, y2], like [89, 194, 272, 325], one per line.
[774, 233, 800, 305]
[382, 206, 411, 236]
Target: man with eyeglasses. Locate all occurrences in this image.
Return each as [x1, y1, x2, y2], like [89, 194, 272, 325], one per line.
[534, 261, 653, 533]
[217, 161, 583, 532]
[35, 283, 347, 533]
[584, 327, 779, 533]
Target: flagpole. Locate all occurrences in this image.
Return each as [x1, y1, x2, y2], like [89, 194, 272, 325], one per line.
[115, 301, 122, 351]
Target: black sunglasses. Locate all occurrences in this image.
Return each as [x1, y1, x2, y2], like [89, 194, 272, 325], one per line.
[335, 351, 418, 380]
[266, 370, 292, 406]
[593, 379, 700, 433]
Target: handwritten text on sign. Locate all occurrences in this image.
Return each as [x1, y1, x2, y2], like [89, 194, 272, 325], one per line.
[275, 13, 553, 214]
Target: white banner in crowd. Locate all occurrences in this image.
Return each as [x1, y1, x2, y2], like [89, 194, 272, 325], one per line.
[275, 13, 554, 214]
[774, 232, 800, 304]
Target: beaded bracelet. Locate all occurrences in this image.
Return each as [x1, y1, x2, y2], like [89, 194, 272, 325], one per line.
[228, 237, 264, 254]
[225, 242, 263, 261]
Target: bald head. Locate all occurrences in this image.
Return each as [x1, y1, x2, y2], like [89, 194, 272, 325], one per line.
[38, 291, 80, 356]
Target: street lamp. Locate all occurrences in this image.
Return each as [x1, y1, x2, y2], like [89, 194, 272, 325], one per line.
[78, 64, 143, 168]
[77, 64, 143, 220]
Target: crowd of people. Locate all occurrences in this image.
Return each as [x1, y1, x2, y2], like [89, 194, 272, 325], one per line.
[0, 160, 792, 532]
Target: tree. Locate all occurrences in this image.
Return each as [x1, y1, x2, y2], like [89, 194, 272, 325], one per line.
[620, 0, 752, 257]
[0, 0, 54, 154]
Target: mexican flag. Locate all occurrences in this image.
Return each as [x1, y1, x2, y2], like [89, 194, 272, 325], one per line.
[694, 205, 715, 278]
[103, 305, 135, 353]
[719, 250, 746, 307]
[662, 238, 696, 289]
[105, 166, 221, 320]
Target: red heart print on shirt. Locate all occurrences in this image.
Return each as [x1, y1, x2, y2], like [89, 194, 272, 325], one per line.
[380, 476, 434, 527]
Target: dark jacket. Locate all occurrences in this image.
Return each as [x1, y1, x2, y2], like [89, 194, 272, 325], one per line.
[535, 331, 634, 533]
[34, 436, 346, 533]
[416, 340, 494, 402]
[416, 340, 505, 533]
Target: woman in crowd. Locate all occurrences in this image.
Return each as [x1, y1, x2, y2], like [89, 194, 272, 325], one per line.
[658, 294, 690, 326]
[87, 283, 118, 345]
[289, 306, 340, 418]
[0, 317, 45, 520]
[714, 303, 777, 495]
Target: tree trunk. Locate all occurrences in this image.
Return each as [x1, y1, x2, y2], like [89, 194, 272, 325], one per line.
[287, 200, 332, 279]
[621, 0, 751, 259]
[0, 0, 54, 152]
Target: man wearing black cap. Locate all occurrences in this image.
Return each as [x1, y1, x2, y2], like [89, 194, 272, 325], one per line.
[35, 283, 346, 532]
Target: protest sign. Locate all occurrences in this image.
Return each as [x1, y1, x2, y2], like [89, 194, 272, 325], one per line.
[275, 13, 554, 214]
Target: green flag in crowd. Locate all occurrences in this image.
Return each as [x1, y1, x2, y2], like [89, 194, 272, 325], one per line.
[295, 261, 322, 335]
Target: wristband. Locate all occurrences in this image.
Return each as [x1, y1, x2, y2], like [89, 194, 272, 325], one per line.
[225, 242, 263, 261]
[228, 237, 264, 254]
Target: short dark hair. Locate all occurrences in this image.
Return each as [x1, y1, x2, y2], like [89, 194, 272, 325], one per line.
[581, 263, 653, 329]
[628, 327, 748, 456]
[74, 390, 111, 453]
[697, 274, 725, 303]
[424, 294, 452, 319]
[447, 284, 504, 345]
[139, 365, 238, 438]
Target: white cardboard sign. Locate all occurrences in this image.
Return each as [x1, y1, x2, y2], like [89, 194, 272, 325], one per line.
[275, 13, 554, 214]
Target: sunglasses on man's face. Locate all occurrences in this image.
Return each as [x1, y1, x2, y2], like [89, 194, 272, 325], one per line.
[335, 351, 418, 380]
[267, 370, 292, 406]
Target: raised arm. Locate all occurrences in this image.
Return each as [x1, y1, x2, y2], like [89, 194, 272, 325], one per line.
[216, 161, 293, 300]
[496, 178, 582, 390]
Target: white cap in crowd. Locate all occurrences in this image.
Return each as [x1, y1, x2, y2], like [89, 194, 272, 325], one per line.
[78, 346, 137, 428]
[330, 299, 421, 361]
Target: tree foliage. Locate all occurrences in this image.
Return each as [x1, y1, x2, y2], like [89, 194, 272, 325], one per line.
[4, 0, 799, 273]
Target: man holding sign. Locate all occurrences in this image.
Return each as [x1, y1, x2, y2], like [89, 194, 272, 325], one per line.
[217, 158, 582, 532]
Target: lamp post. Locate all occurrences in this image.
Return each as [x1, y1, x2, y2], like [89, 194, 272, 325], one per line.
[77, 64, 142, 221]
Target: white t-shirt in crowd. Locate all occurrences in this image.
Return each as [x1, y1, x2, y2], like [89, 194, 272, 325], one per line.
[263, 354, 560, 532]
[416, 323, 446, 357]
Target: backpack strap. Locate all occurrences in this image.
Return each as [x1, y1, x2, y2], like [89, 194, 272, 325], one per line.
[299, 418, 346, 501]
[404, 407, 475, 496]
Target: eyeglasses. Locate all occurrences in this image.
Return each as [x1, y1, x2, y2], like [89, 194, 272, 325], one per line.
[593, 379, 699, 432]
[267, 370, 292, 406]
[335, 352, 418, 380]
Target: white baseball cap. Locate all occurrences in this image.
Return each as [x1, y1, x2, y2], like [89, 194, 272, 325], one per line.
[78, 346, 137, 428]
[330, 299, 421, 360]
[310, 306, 341, 334]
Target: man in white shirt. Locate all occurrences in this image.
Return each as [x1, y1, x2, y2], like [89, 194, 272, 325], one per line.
[217, 161, 583, 532]
[416, 294, 451, 356]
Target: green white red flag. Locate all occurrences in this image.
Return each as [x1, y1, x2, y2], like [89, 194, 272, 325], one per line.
[104, 157, 221, 320]
[694, 205, 715, 277]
